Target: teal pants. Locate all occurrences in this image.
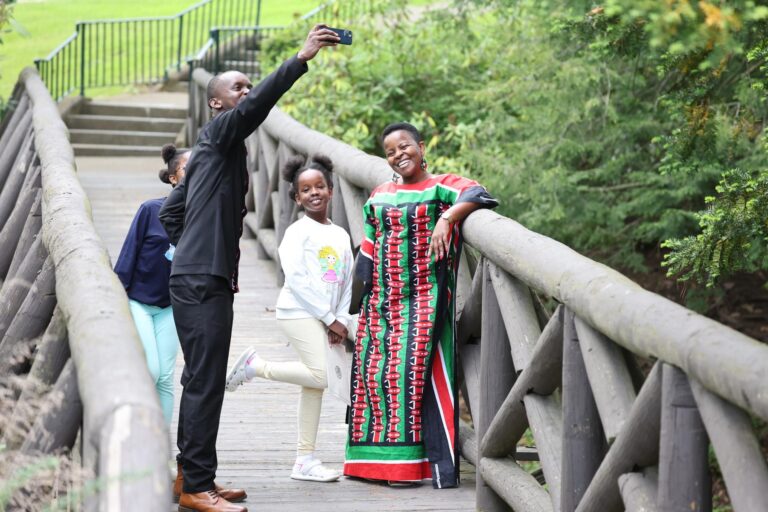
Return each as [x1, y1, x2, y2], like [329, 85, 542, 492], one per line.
[129, 299, 179, 425]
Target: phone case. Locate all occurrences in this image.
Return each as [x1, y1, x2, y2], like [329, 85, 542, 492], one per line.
[328, 27, 353, 45]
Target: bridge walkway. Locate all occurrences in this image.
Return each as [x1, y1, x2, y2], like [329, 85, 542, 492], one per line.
[76, 92, 477, 511]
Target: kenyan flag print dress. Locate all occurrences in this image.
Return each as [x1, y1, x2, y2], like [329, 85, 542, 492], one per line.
[343, 174, 497, 488]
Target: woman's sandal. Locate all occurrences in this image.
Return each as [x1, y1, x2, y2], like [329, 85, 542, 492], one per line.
[290, 459, 341, 483]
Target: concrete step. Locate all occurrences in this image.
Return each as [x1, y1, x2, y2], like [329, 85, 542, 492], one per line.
[162, 81, 190, 93]
[66, 114, 185, 133]
[80, 101, 187, 119]
[69, 129, 178, 146]
[72, 144, 164, 157]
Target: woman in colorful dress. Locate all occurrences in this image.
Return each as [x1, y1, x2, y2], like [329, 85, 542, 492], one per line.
[344, 122, 498, 488]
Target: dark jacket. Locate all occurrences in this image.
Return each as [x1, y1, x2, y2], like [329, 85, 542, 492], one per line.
[114, 198, 173, 308]
[159, 55, 308, 292]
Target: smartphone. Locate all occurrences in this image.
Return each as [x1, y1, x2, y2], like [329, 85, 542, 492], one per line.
[328, 27, 353, 45]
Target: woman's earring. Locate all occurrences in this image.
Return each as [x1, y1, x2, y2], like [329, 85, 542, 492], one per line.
[392, 173, 400, 183]
[421, 158, 428, 170]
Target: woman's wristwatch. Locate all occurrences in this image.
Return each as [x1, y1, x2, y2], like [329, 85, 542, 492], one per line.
[440, 211, 454, 223]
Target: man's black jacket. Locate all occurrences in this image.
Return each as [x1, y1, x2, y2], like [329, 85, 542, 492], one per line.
[159, 56, 307, 291]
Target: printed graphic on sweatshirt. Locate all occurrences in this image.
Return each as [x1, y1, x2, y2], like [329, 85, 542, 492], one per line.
[319, 246, 343, 284]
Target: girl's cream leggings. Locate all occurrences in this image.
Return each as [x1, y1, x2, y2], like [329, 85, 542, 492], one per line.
[259, 318, 328, 455]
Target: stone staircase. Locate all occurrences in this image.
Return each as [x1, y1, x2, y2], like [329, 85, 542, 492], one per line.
[66, 100, 187, 157]
[220, 49, 260, 78]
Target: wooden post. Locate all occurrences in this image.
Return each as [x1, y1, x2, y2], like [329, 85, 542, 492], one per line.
[575, 363, 662, 512]
[331, 173, 349, 232]
[256, 129, 279, 230]
[337, 176, 366, 246]
[481, 310, 563, 457]
[456, 263, 483, 345]
[0, 104, 32, 190]
[96, 404, 171, 510]
[256, 228, 278, 261]
[459, 420, 478, 465]
[0, 180, 39, 275]
[479, 457, 555, 512]
[488, 262, 540, 371]
[459, 342, 481, 421]
[0, 256, 57, 374]
[250, 131, 269, 258]
[477, 259, 515, 512]
[1, 187, 42, 279]
[20, 359, 81, 455]
[5, 307, 70, 449]
[689, 379, 768, 511]
[0, 126, 35, 230]
[657, 364, 711, 512]
[526, 393, 564, 511]
[0, 235, 47, 341]
[619, 467, 659, 512]
[575, 317, 636, 444]
[561, 307, 606, 512]
[274, 142, 296, 285]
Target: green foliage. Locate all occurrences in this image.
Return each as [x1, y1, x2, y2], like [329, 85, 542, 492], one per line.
[0, 0, 13, 115]
[0, 0, 12, 47]
[662, 167, 768, 286]
[263, 0, 768, 284]
[602, 1, 768, 285]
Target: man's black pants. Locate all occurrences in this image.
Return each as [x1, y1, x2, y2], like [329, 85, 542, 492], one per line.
[170, 274, 234, 493]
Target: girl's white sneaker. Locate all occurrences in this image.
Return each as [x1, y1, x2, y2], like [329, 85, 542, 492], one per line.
[290, 458, 341, 483]
[225, 347, 257, 392]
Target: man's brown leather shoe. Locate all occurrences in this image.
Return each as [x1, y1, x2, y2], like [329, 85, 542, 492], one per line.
[178, 490, 247, 512]
[174, 464, 247, 503]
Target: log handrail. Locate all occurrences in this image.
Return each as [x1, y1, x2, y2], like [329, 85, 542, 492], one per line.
[0, 67, 170, 510]
[190, 62, 768, 511]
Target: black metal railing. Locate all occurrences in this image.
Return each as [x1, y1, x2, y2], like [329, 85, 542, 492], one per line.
[189, 25, 284, 80]
[188, 0, 389, 78]
[34, 0, 262, 101]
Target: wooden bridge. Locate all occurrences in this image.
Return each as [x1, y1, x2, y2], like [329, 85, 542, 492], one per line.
[76, 120, 477, 510]
[2, 2, 768, 510]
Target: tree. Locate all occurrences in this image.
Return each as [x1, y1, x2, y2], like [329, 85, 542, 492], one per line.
[265, 0, 768, 290]
[599, 1, 768, 286]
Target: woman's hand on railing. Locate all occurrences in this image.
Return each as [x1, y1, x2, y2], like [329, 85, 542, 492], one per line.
[297, 24, 341, 62]
[430, 217, 453, 261]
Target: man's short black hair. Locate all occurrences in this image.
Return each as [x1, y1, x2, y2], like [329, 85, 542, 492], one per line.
[206, 74, 222, 103]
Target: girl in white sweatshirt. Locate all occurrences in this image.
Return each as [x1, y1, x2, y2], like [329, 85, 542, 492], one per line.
[226, 154, 353, 482]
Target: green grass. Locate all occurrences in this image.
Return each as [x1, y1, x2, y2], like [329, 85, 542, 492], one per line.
[0, 0, 319, 99]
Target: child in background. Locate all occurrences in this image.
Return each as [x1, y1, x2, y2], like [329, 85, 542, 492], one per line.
[114, 143, 189, 425]
[226, 154, 353, 483]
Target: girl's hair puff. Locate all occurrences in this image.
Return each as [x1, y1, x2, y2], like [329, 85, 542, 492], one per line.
[281, 153, 334, 201]
[158, 143, 190, 186]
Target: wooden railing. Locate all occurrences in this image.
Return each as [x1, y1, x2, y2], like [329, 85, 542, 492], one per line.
[0, 68, 169, 510]
[188, 65, 768, 511]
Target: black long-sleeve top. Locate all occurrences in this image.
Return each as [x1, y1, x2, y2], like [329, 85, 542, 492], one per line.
[160, 55, 308, 292]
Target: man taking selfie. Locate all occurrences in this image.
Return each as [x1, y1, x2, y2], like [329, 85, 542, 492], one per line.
[159, 24, 341, 512]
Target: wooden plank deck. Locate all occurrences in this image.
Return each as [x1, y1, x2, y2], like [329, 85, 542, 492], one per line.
[76, 154, 477, 511]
